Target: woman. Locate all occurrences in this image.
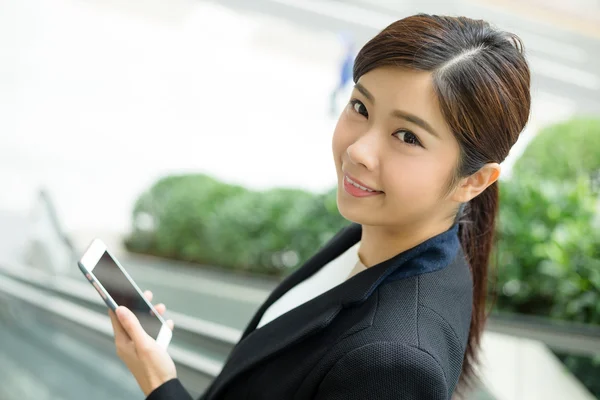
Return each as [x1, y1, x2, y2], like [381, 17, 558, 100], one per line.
[109, 14, 530, 399]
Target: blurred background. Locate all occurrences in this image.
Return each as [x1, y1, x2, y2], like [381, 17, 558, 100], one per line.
[1, 0, 599, 399]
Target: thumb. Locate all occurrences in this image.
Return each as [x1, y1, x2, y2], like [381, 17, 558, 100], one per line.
[116, 306, 151, 346]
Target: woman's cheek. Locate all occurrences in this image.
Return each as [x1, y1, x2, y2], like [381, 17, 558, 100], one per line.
[390, 160, 438, 202]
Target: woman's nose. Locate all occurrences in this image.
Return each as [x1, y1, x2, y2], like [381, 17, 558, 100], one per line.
[346, 133, 379, 171]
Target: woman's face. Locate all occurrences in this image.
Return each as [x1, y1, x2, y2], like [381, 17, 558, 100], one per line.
[332, 66, 461, 230]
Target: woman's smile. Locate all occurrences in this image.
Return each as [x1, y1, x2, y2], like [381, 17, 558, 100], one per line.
[343, 174, 383, 197]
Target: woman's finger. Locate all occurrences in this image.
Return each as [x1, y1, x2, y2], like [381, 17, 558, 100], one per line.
[108, 309, 129, 341]
[154, 303, 166, 316]
[116, 306, 152, 347]
[167, 319, 174, 331]
[144, 290, 153, 303]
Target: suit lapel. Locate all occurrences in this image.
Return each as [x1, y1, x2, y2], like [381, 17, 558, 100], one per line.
[206, 223, 460, 399]
[206, 225, 360, 398]
[239, 224, 362, 340]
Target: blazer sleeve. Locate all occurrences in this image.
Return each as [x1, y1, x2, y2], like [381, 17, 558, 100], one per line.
[315, 342, 449, 400]
[146, 378, 195, 400]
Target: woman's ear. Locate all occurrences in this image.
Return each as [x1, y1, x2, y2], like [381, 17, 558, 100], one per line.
[452, 163, 501, 203]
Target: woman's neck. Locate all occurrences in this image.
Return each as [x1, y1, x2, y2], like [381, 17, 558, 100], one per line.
[358, 220, 454, 268]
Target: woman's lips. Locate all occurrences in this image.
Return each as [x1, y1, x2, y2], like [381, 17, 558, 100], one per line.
[343, 174, 383, 197]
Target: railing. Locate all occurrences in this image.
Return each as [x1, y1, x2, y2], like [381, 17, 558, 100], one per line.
[487, 312, 600, 358]
[0, 266, 222, 397]
[0, 188, 238, 396]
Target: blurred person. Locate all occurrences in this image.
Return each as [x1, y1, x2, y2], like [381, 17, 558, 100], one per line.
[108, 14, 531, 400]
[330, 32, 356, 116]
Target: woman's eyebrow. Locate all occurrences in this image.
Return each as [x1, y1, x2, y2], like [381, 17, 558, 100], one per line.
[354, 83, 375, 103]
[391, 110, 440, 138]
[355, 82, 440, 138]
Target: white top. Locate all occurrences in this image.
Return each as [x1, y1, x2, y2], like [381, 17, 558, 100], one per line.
[257, 242, 366, 329]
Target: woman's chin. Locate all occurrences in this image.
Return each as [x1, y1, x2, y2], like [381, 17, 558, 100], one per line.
[336, 193, 380, 226]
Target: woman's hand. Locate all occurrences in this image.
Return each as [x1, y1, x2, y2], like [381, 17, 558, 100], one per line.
[108, 290, 176, 396]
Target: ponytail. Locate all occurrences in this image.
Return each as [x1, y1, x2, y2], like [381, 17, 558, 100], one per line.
[457, 180, 499, 391]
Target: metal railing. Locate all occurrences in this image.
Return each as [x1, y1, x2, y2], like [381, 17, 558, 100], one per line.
[487, 312, 600, 358]
[0, 267, 222, 397]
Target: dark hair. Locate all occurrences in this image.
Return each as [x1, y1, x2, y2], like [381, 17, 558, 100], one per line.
[353, 14, 531, 391]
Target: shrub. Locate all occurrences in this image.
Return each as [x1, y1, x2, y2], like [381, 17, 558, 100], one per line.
[494, 176, 600, 323]
[512, 117, 600, 183]
[125, 175, 347, 277]
[495, 176, 600, 398]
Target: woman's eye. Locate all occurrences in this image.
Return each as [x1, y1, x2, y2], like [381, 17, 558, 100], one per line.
[394, 130, 422, 147]
[350, 100, 368, 117]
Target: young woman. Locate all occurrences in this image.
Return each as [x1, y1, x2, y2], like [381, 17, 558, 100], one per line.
[108, 14, 530, 400]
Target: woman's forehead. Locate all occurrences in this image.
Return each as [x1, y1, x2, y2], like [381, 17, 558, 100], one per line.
[357, 67, 434, 100]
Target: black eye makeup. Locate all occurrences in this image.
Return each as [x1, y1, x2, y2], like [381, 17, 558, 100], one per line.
[348, 99, 423, 148]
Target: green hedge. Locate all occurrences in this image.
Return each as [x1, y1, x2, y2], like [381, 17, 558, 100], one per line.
[494, 177, 600, 321]
[512, 117, 600, 183]
[126, 174, 246, 261]
[494, 176, 600, 397]
[125, 175, 346, 276]
[501, 116, 600, 397]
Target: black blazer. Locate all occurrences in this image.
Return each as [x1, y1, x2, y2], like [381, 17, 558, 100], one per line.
[148, 223, 472, 400]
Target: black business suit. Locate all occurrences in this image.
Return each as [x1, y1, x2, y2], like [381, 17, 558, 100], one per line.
[148, 223, 472, 400]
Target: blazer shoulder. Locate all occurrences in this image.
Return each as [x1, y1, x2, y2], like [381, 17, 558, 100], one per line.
[360, 251, 470, 394]
[316, 341, 448, 400]
[416, 250, 472, 351]
[414, 251, 472, 391]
